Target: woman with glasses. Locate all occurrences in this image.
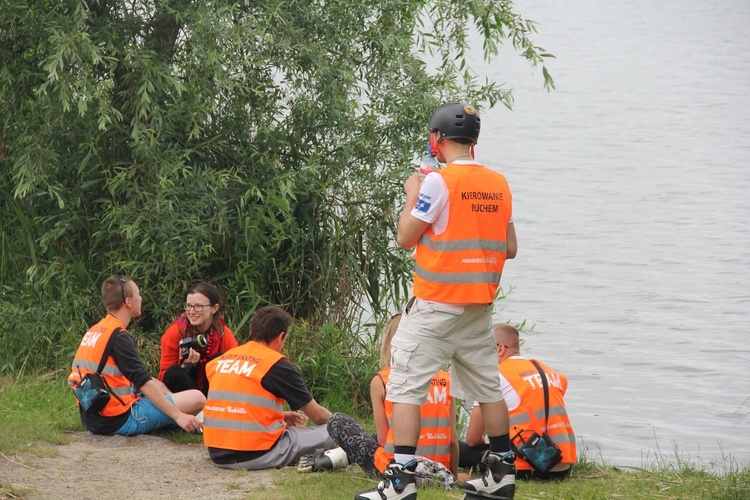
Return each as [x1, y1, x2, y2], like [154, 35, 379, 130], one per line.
[158, 282, 238, 395]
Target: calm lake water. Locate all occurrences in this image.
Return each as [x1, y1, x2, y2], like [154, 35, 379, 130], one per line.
[471, 0, 750, 469]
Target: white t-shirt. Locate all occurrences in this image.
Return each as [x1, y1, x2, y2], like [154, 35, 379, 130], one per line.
[411, 170, 451, 234]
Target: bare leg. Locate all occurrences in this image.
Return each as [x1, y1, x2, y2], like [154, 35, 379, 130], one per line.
[171, 389, 205, 415]
[479, 400, 510, 438]
[391, 402, 421, 448]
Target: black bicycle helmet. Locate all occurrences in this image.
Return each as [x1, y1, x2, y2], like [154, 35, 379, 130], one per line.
[428, 102, 481, 144]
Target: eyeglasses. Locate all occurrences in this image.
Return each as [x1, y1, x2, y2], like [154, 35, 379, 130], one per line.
[184, 303, 212, 312]
[114, 275, 127, 303]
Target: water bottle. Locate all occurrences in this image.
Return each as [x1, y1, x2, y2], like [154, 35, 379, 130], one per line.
[418, 147, 439, 179]
[413, 147, 438, 261]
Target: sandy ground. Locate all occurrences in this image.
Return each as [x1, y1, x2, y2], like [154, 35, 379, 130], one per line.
[0, 432, 274, 499]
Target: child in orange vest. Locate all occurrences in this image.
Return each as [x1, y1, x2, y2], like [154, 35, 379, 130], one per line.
[299, 314, 458, 488]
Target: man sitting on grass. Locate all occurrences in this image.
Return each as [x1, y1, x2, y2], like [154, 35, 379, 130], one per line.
[202, 305, 336, 470]
[68, 275, 205, 436]
[460, 324, 577, 479]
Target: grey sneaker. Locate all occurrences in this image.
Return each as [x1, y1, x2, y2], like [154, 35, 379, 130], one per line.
[462, 452, 515, 499]
[355, 460, 417, 499]
[298, 447, 349, 472]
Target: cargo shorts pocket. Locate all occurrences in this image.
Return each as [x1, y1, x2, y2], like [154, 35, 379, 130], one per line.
[390, 338, 419, 374]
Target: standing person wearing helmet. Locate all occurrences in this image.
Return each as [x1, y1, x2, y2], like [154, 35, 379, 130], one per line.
[355, 103, 517, 500]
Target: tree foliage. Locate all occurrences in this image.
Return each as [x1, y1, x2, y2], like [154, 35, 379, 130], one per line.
[0, 0, 553, 374]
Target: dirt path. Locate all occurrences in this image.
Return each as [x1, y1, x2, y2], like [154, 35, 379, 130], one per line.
[0, 432, 274, 499]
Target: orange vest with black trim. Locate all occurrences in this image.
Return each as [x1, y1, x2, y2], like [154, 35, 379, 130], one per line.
[501, 358, 576, 470]
[413, 163, 512, 304]
[203, 341, 287, 451]
[374, 368, 453, 473]
[68, 314, 140, 417]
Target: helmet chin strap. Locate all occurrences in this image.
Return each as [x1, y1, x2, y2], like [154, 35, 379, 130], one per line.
[470, 144, 475, 159]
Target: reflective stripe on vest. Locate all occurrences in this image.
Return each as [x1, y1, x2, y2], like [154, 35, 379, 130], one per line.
[501, 359, 577, 470]
[419, 235, 508, 253]
[415, 262, 503, 285]
[374, 368, 453, 473]
[203, 341, 287, 451]
[68, 314, 139, 417]
[412, 163, 512, 304]
[509, 406, 570, 427]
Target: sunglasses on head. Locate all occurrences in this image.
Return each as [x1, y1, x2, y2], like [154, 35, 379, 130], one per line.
[114, 275, 127, 303]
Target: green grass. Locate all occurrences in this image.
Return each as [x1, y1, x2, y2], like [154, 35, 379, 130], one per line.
[1, 374, 748, 499]
[273, 469, 462, 499]
[271, 459, 750, 500]
[0, 371, 80, 454]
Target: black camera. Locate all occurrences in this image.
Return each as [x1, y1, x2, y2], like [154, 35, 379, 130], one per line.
[179, 334, 208, 361]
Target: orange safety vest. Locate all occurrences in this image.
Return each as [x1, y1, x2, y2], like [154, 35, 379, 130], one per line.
[68, 314, 140, 417]
[374, 368, 453, 473]
[413, 163, 512, 304]
[501, 358, 576, 470]
[203, 341, 287, 451]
